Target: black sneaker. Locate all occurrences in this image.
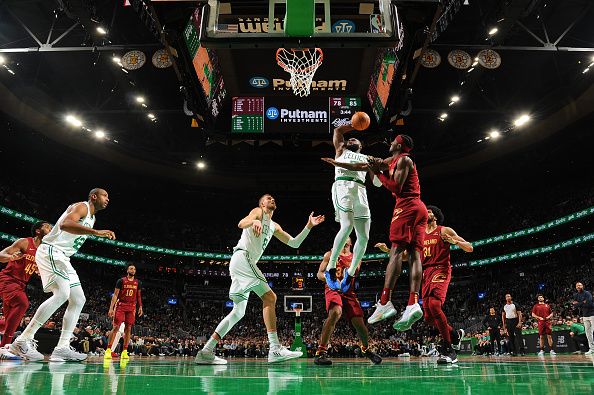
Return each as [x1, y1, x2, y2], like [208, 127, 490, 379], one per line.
[314, 351, 332, 366]
[362, 348, 382, 365]
[437, 348, 458, 365]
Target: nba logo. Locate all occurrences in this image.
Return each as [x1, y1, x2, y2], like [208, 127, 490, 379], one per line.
[250, 76, 269, 88]
[266, 107, 279, 120]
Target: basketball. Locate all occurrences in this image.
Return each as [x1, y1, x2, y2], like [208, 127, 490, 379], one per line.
[351, 112, 371, 131]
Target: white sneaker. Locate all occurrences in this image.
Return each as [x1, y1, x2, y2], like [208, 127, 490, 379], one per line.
[585, 350, 594, 355]
[538, 350, 545, 356]
[550, 350, 557, 356]
[9, 338, 44, 361]
[195, 349, 227, 365]
[268, 346, 302, 363]
[367, 301, 397, 324]
[0, 347, 22, 360]
[49, 346, 88, 362]
[393, 303, 423, 331]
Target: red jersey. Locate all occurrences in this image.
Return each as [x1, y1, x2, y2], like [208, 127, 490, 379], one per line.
[325, 252, 359, 292]
[423, 226, 450, 268]
[388, 153, 421, 201]
[0, 237, 37, 289]
[532, 303, 552, 320]
[116, 277, 142, 306]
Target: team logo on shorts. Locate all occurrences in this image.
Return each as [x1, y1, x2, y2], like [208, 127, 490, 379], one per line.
[431, 273, 447, 283]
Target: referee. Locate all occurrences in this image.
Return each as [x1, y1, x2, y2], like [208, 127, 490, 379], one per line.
[483, 307, 502, 355]
[502, 293, 525, 356]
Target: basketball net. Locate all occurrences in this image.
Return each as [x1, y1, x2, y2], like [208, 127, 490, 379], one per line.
[293, 307, 303, 317]
[276, 48, 324, 97]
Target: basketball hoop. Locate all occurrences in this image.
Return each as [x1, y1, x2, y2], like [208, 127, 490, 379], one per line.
[276, 48, 324, 97]
[293, 307, 303, 317]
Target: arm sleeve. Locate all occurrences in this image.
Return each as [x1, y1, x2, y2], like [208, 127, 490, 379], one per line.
[286, 226, 311, 248]
[377, 172, 399, 194]
[115, 278, 123, 290]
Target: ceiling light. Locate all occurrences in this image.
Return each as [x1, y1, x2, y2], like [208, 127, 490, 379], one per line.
[489, 130, 501, 139]
[65, 115, 82, 127]
[196, 161, 206, 169]
[112, 56, 121, 63]
[488, 27, 498, 36]
[147, 113, 156, 120]
[141, 103, 147, 108]
[472, 60, 478, 67]
[467, 67, 475, 73]
[477, 139, 483, 143]
[94, 130, 106, 139]
[440, 113, 448, 118]
[451, 95, 460, 102]
[583, 68, 590, 74]
[121, 68, 128, 74]
[7, 69, 15, 75]
[485, 136, 491, 140]
[96, 26, 107, 35]
[514, 114, 531, 127]
[0, 56, 5, 65]
[136, 96, 145, 103]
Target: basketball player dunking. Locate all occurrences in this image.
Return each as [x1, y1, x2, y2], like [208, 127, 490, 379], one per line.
[314, 237, 382, 366]
[321, 124, 381, 293]
[0, 221, 52, 360]
[195, 194, 324, 364]
[104, 263, 143, 361]
[10, 188, 115, 362]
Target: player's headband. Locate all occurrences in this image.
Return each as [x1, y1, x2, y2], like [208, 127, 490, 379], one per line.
[396, 135, 412, 153]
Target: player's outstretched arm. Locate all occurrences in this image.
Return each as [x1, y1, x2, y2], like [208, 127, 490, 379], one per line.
[0, 238, 28, 263]
[333, 124, 355, 157]
[273, 212, 325, 248]
[238, 207, 263, 236]
[441, 227, 473, 252]
[321, 157, 369, 171]
[317, 251, 331, 281]
[61, 202, 116, 239]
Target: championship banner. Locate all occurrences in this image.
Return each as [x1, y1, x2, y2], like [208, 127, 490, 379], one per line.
[448, 50, 472, 69]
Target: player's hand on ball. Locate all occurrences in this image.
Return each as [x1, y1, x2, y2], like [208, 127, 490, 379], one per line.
[374, 242, 390, 253]
[252, 219, 263, 236]
[96, 230, 116, 240]
[307, 212, 325, 228]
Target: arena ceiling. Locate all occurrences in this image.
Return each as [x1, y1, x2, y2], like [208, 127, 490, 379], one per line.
[0, 0, 593, 187]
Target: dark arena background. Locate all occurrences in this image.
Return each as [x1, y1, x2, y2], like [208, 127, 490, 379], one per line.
[1, 0, 594, 394]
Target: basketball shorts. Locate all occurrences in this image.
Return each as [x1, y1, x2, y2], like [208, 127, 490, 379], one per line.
[538, 320, 552, 336]
[332, 180, 370, 222]
[422, 265, 451, 304]
[325, 289, 364, 321]
[36, 243, 81, 292]
[114, 304, 136, 326]
[389, 198, 428, 252]
[228, 249, 271, 303]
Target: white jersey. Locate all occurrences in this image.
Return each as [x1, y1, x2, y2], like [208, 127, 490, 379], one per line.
[233, 209, 276, 263]
[43, 201, 96, 257]
[334, 150, 368, 184]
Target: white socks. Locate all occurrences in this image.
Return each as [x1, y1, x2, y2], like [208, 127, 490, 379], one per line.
[267, 332, 281, 349]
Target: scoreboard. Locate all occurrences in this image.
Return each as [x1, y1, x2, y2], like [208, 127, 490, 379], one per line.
[231, 96, 361, 134]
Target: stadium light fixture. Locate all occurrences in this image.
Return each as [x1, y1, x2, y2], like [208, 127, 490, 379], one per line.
[488, 27, 498, 36]
[96, 26, 107, 35]
[136, 96, 145, 103]
[583, 67, 590, 74]
[65, 115, 82, 127]
[196, 161, 206, 169]
[112, 56, 121, 64]
[467, 67, 475, 73]
[449, 96, 460, 106]
[94, 130, 106, 139]
[489, 130, 501, 139]
[0, 55, 5, 65]
[147, 113, 156, 120]
[514, 114, 531, 127]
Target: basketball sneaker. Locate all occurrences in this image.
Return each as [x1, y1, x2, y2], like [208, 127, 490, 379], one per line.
[121, 350, 129, 360]
[0, 347, 22, 360]
[437, 348, 458, 365]
[340, 271, 353, 293]
[367, 301, 397, 324]
[393, 303, 423, 331]
[104, 348, 112, 360]
[324, 269, 340, 291]
[268, 346, 302, 363]
[362, 348, 382, 365]
[194, 349, 227, 365]
[452, 329, 465, 351]
[538, 350, 545, 356]
[585, 350, 594, 356]
[9, 338, 44, 361]
[314, 350, 332, 366]
[49, 346, 88, 362]
[550, 350, 557, 356]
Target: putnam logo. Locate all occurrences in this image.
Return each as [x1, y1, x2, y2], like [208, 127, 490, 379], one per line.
[250, 76, 269, 88]
[272, 79, 347, 91]
[267, 108, 328, 123]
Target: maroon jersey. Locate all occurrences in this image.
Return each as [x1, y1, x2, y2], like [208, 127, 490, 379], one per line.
[116, 277, 142, 306]
[325, 252, 359, 292]
[423, 226, 450, 268]
[0, 237, 37, 290]
[388, 153, 421, 201]
[532, 303, 552, 319]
